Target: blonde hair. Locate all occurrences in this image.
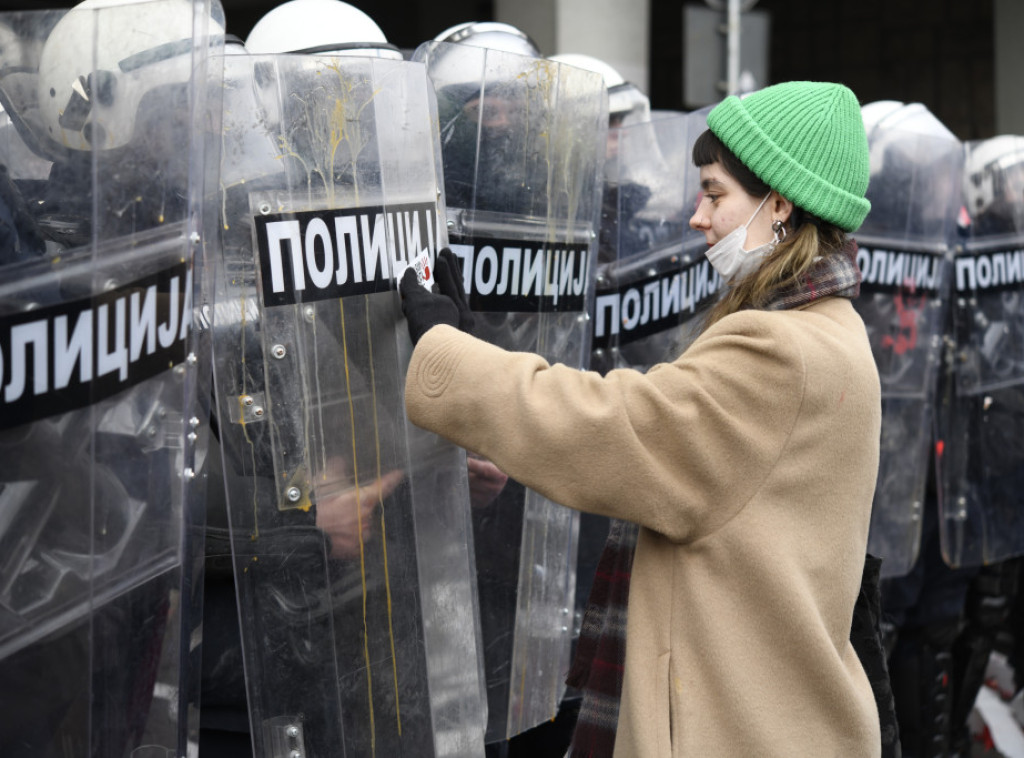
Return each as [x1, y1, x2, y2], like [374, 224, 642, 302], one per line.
[700, 219, 848, 332]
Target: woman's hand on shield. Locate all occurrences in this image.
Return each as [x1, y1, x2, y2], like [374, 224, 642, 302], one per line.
[400, 247, 476, 344]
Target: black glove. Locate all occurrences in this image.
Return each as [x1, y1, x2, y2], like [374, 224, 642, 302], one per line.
[400, 248, 476, 345]
[434, 247, 477, 333]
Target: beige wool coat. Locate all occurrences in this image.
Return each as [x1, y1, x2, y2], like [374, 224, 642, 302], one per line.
[404, 296, 882, 757]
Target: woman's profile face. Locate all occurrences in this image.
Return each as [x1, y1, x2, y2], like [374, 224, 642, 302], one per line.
[689, 161, 774, 249]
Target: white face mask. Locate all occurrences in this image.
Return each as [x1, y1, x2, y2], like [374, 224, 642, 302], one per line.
[705, 193, 774, 283]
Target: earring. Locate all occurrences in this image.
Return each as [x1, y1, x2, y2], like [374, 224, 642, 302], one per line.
[771, 219, 787, 244]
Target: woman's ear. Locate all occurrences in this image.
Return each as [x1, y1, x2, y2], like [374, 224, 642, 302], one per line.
[772, 192, 794, 225]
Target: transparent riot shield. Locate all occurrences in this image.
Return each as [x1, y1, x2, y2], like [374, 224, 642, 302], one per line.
[852, 103, 961, 578]
[207, 51, 485, 758]
[0, 1, 222, 755]
[937, 136, 1024, 567]
[591, 111, 716, 375]
[580, 110, 712, 690]
[413, 40, 606, 741]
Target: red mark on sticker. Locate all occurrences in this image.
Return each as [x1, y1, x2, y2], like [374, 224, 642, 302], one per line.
[881, 278, 925, 355]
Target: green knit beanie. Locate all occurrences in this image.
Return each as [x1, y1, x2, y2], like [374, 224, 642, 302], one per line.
[706, 81, 871, 232]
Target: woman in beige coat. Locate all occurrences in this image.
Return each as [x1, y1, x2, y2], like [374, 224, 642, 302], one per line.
[400, 80, 882, 757]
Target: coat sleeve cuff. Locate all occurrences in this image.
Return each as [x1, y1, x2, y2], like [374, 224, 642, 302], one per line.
[406, 324, 470, 400]
[404, 324, 500, 435]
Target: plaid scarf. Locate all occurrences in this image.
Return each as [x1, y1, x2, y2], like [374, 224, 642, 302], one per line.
[763, 239, 862, 310]
[566, 518, 639, 757]
[565, 240, 864, 758]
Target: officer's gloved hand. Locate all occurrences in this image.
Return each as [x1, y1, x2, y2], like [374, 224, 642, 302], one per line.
[400, 247, 476, 345]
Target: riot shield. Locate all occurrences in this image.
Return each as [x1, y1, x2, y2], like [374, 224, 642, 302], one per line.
[207, 51, 485, 758]
[581, 110, 712, 696]
[937, 135, 1024, 567]
[852, 102, 961, 578]
[591, 111, 716, 375]
[0, 1, 222, 755]
[413, 40, 607, 741]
